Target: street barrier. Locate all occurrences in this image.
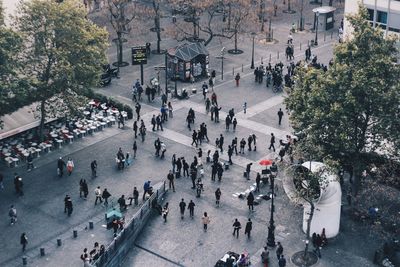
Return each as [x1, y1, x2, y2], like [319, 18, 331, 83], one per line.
[92, 181, 167, 267]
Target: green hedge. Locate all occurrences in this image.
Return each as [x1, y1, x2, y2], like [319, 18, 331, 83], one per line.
[85, 89, 133, 120]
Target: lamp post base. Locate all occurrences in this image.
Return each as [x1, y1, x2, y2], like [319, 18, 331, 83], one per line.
[266, 225, 276, 247]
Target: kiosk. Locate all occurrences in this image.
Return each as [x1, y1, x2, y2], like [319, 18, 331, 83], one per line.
[166, 42, 209, 82]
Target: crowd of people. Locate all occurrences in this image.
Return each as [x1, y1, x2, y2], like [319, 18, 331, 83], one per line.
[0, 29, 338, 267]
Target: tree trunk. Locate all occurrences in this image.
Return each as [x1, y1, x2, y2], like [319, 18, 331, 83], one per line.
[234, 31, 238, 52]
[299, 0, 304, 31]
[155, 15, 161, 53]
[39, 100, 46, 142]
[117, 31, 123, 65]
[304, 201, 315, 258]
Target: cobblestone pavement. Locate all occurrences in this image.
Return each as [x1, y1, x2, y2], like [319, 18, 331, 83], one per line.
[0, 2, 382, 267]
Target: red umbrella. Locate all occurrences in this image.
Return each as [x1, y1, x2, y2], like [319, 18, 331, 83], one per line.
[259, 159, 273, 166]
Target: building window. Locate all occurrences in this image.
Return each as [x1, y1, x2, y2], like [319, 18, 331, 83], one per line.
[377, 11, 387, 25]
[389, 27, 400, 33]
[367, 8, 374, 21]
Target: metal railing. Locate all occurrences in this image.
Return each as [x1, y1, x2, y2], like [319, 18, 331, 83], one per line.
[92, 181, 167, 267]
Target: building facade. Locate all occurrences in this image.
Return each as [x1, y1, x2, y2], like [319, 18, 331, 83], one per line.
[344, 0, 400, 38]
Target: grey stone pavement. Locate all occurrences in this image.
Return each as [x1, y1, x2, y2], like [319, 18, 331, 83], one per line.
[0, 2, 382, 267]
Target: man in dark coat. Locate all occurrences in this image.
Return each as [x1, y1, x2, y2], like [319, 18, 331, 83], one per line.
[244, 218, 253, 238]
[247, 192, 255, 211]
[179, 199, 186, 219]
[57, 157, 66, 177]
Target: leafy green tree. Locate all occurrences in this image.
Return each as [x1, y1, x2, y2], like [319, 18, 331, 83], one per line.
[13, 0, 108, 139]
[0, 0, 29, 127]
[285, 5, 400, 194]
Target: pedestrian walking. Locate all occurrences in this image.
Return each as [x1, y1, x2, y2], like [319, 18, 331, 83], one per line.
[239, 138, 246, 154]
[94, 186, 102, 205]
[167, 170, 175, 192]
[269, 133, 276, 152]
[14, 174, 23, 196]
[244, 218, 252, 238]
[160, 142, 167, 159]
[162, 202, 169, 222]
[139, 123, 146, 142]
[117, 195, 127, 211]
[179, 198, 186, 219]
[305, 46, 311, 62]
[278, 255, 286, 267]
[168, 102, 173, 118]
[191, 130, 198, 147]
[188, 200, 195, 218]
[64, 194, 70, 213]
[132, 141, 137, 158]
[82, 180, 88, 199]
[256, 173, 261, 192]
[66, 158, 74, 176]
[235, 73, 240, 86]
[57, 157, 66, 177]
[27, 153, 34, 171]
[79, 179, 84, 198]
[243, 102, 247, 114]
[276, 242, 283, 260]
[225, 115, 231, 131]
[202, 212, 210, 232]
[135, 102, 141, 120]
[232, 118, 237, 131]
[246, 163, 253, 180]
[215, 188, 221, 207]
[277, 108, 284, 125]
[248, 134, 253, 151]
[228, 145, 233, 164]
[252, 133, 257, 151]
[202, 82, 208, 99]
[247, 191, 255, 211]
[133, 121, 138, 140]
[9, 205, 17, 225]
[101, 188, 111, 206]
[261, 247, 269, 266]
[143, 180, 152, 201]
[129, 187, 139, 205]
[90, 160, 97, 178]
[20, 233, 28, 252]
[218, 134, 224, 153]
[232, 218, 241, 238]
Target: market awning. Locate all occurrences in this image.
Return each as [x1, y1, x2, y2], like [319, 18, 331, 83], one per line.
[0, 103, 56, 140]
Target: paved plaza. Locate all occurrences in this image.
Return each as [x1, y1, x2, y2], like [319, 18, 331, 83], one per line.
[0, 2, 384, 267]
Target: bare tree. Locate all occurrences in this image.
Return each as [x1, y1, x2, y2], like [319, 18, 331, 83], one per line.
[166, 0, 255, 46]
[107, 0, 136, 67]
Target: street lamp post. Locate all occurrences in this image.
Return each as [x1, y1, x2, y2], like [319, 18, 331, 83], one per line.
[251, 32, 256, 69]
[314, 11, 320, 46]
[267, 172, 276, 247]
[173, 57, 178, 97]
